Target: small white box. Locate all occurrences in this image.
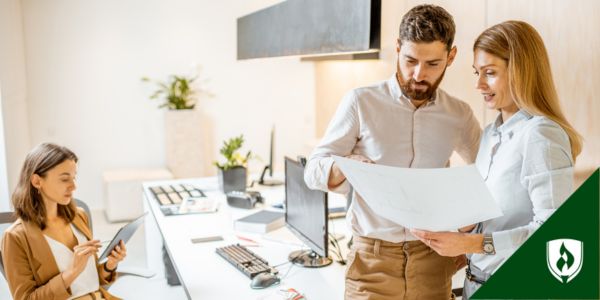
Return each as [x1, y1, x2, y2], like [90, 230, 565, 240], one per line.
[103, 168, 173, 222]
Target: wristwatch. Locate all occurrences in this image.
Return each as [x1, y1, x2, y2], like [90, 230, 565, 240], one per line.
[482, 234, 496, 255]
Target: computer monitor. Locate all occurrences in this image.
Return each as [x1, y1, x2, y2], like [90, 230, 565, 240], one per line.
[284, 157, 332, 267]
[259, 126, 283, 186]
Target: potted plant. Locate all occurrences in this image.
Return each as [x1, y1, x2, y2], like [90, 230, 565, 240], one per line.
[214, 135, 252, 193]
[142, 75, 197, 109]
[142, 74, 208, 178]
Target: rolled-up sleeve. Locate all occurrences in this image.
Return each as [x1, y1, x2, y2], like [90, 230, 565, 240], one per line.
[304, 90, 360, 194]
[492, 121, 574, 252]
[456, 106, 482, 164]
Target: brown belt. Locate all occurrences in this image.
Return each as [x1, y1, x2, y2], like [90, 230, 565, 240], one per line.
[353, 235, 419, 247]
[466, 260, 488, 285]
[73, 291, 104, 300]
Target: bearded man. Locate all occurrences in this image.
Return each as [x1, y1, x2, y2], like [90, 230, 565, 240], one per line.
[304, 4, 482, 300]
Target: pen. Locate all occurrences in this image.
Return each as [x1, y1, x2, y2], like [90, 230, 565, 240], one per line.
[191, 236, 224, 243]
[236, 235, 258, 244]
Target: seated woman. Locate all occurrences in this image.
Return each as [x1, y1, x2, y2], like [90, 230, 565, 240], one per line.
[411, 20, 582, 299]
[2, 143, 127, 300]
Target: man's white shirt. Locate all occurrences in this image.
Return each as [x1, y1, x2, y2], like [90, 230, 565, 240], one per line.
[304, 74, 482, 243]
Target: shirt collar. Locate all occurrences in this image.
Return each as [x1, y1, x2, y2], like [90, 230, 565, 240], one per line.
[388, 73, 438, 106]
[491, 109, 533, 137]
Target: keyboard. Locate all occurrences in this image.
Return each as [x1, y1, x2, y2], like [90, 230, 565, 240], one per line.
[215, 244, 276, 278]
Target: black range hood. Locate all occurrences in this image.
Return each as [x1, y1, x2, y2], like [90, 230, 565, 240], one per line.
[237, 0, 381, 60]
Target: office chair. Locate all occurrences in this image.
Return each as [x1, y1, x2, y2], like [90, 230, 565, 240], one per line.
[74, 198, 93, 233]
[0, 212, 18, 280]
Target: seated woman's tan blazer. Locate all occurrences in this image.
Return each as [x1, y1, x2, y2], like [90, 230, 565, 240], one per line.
[1, 208, 120, 300]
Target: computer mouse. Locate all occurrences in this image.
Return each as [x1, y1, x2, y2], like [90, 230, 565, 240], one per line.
[250, 272, 280, 289]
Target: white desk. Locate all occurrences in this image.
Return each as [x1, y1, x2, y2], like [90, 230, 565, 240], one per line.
[143, 177, 466, 300]
[143, 177, 349, 300]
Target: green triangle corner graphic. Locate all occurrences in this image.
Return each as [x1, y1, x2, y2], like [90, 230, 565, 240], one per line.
[472, 169, 599, 299]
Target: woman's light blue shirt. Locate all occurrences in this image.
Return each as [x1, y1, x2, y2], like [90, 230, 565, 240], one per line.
[471, 110, 574, 273]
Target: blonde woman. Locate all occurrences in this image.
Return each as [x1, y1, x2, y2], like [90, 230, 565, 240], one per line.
[1, 143, 126, 300]
[411, 20, 582, 299]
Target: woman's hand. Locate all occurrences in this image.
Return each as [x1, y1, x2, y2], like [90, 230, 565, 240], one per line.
[62, 240, 101, 287]
[105, 240, 127, 272]
[410, 229, 484, 257]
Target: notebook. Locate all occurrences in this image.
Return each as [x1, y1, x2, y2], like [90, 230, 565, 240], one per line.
[234, 210, 285, 234]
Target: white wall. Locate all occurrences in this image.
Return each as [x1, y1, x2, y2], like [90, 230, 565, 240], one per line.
[313, 0, 487, 166]
[0, 87, 10, 211]
[314, 0, 600, 172]
[18, 0, 315, 209]
[0, 0, 31, 205]
[314, 0, 488, 135]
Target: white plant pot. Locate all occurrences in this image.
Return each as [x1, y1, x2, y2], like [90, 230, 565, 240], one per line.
[164, 109, 205, 178]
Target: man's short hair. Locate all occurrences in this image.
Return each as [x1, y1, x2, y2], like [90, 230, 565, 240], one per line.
[399, 4, 455, 51]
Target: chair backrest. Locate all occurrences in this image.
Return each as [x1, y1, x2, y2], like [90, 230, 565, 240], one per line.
[74, 199, 93, 234]
[0, 212, 18, 280]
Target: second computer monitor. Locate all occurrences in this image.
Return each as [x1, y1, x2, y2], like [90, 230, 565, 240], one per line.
[258, 126, 283, 186]
[284, 157, 332, 267]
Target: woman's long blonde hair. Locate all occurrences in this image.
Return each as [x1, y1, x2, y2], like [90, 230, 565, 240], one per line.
[474, 20, 582, 161]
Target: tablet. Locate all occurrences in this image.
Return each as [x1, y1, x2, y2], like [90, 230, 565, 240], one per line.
[98, 212, 147, 264]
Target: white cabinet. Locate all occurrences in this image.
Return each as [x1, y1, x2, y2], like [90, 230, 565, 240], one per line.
[103, 168, 173, 222]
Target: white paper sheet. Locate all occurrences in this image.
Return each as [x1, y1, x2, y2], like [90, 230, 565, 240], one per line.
[333, 156, 502, 231]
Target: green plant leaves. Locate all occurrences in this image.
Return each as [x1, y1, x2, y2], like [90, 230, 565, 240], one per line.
[142, 74, 197, 110]
[214, 135, 252, 170]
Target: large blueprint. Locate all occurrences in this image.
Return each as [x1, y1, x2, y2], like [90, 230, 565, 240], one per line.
[333, 156, 502, 231]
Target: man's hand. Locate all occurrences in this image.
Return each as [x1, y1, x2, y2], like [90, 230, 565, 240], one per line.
[345, 154, 375, 164]
[458, 224, 477, 233]
[328, 154, 374, 189]
[410, 229, 484, 257]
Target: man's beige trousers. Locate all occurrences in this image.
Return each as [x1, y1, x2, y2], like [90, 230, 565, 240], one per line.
[345, 236, 456, 300]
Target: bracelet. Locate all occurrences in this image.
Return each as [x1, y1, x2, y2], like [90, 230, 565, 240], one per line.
[103, 262, 116, 273]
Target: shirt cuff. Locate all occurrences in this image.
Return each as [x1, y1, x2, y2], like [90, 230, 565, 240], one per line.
[324, 157, 351, 194]
[492, 230, 513, 252]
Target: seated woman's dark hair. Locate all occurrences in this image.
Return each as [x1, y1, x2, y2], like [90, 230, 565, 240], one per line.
[12, 143, 79, 229]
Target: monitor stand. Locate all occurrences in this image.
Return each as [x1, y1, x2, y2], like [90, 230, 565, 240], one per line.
[258, 165, 283, 186]
[288, 250, 332, 268]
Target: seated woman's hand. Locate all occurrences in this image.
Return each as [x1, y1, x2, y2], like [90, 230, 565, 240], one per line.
[105, 240, 127, 272]
[62, 240, 101, 286]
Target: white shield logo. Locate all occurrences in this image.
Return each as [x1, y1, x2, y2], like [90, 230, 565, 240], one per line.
[546, 239, 583, 283]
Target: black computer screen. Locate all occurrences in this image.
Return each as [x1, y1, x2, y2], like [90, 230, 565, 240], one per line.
[284, 157, 328, 257]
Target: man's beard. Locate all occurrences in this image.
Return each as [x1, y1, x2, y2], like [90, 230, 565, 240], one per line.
[396, 59, 446, 101]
